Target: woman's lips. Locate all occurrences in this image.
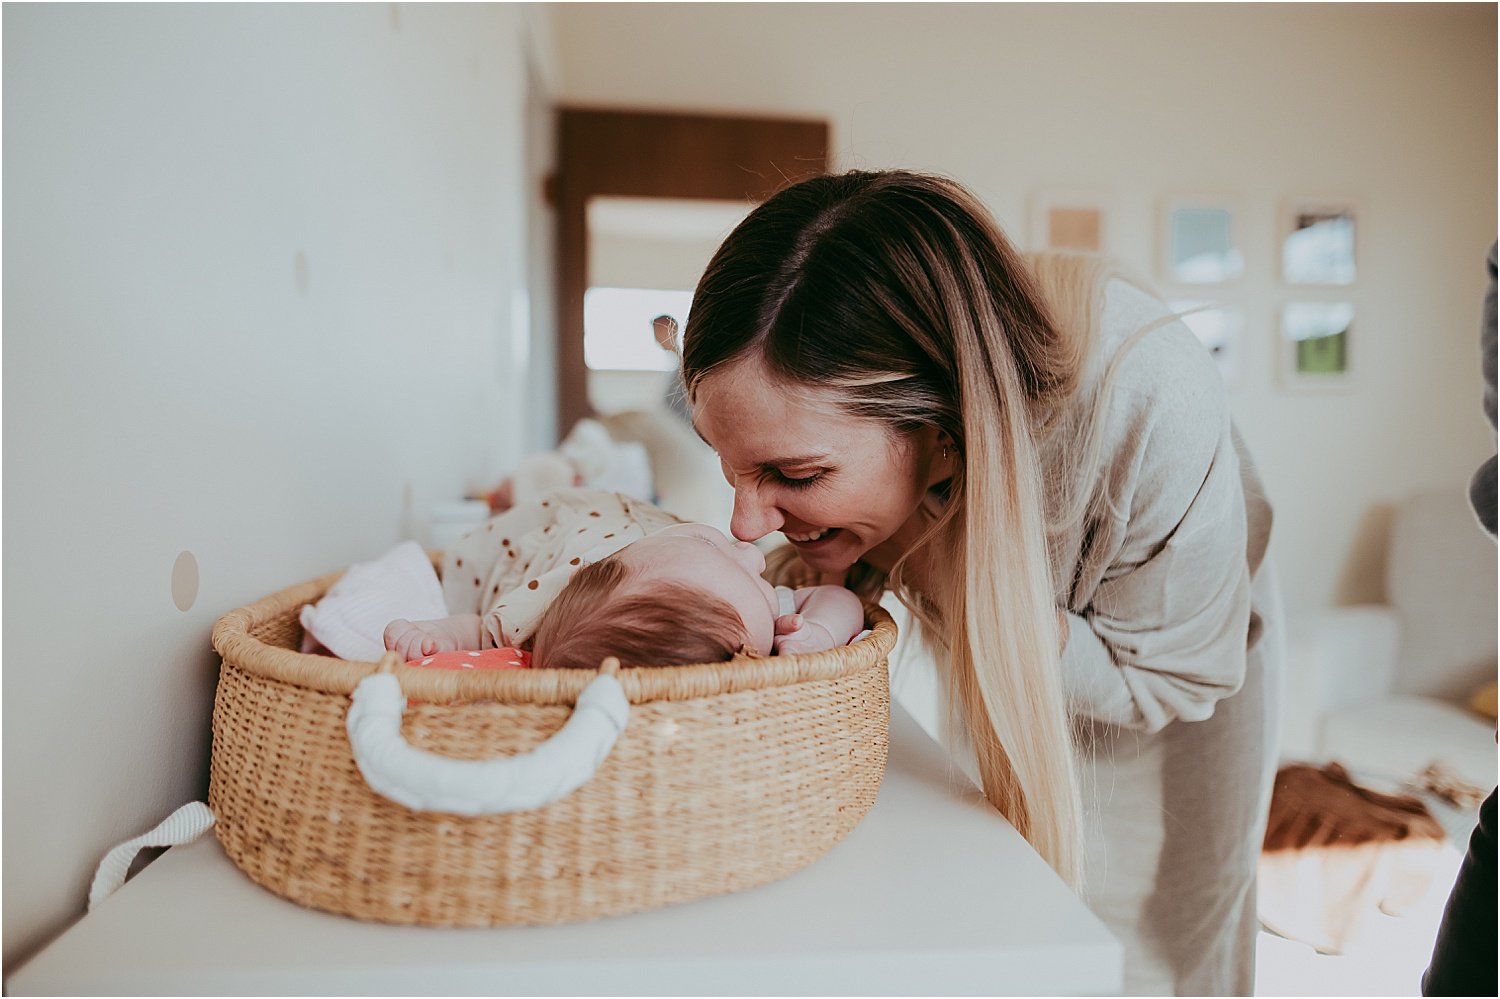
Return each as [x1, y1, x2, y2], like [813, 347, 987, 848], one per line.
[787, 527, 842, 550]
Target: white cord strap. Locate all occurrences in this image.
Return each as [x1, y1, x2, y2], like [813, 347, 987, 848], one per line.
[346, 663, 630, 816]
[88, 801, 216, 911]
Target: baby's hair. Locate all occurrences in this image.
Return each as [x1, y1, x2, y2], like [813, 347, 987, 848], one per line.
[527, 557, 752, 669]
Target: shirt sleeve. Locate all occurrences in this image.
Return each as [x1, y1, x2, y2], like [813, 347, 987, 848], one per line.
[483, 562, 575, 650]
[1059, 332, 1253, 733]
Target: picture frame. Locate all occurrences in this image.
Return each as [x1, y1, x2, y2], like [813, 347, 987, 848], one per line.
[1279, 301, 1355, 391]
[1282, 199, 1357, 286]
[1159, 196, 1244, 285]
[1027, 189, 1112, 255]
[1169, 300, 1245, 387]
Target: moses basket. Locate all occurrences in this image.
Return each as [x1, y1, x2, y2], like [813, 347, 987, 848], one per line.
[208, 563, 895, 927]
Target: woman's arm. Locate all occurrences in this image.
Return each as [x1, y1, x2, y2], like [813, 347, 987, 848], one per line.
[1060, 325, 1254, 733]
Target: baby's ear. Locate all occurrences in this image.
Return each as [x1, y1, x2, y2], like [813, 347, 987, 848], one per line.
[773, 613, 803, 636]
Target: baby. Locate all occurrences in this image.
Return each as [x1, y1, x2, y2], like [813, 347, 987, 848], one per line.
[384, 488, 865, 669]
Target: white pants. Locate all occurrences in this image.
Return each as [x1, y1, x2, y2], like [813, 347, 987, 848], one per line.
[1079, 559, 1284, 995]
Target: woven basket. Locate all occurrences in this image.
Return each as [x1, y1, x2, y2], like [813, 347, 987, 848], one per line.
[208, 565, 895, 927]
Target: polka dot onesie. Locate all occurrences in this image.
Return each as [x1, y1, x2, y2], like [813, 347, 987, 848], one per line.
[441, 488, 683, 650]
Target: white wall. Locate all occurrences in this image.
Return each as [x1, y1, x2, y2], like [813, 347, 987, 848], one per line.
[551, 2, 1498, 631]
[523, 21, 561, 454]
[2, 3, 552, 967]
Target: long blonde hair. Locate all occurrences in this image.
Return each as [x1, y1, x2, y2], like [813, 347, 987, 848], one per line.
[681, 170, 1133, 886]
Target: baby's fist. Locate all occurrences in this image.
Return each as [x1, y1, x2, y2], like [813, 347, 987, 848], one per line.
[384, 619, 449, 661]
[772, 613, 836, 656]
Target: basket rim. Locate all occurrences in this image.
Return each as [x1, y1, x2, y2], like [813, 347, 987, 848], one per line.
[211, 564, 897, 705]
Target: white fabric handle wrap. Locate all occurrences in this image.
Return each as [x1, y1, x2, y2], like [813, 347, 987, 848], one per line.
[89, 801, 216, 911]
[345, 672, 630, 816]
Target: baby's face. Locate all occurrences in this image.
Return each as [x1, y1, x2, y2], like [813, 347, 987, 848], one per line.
[612, 523, 780, 656]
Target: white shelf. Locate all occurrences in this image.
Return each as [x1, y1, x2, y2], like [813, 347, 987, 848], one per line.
[8, 705, 1121, 996]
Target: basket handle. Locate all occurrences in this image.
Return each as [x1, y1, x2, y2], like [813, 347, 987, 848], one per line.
[345, 653, 630, 816]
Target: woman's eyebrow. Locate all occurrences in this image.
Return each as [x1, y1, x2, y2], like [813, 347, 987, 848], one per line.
[764, 455, 830, 469]
[689, 422, 829, 467]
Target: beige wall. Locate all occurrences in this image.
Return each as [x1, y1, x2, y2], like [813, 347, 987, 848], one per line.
[586, 230, 718, 410]
[554, 2, 1498, 630]
[2, 3, 552, 967]
[589, 230, 731, 291]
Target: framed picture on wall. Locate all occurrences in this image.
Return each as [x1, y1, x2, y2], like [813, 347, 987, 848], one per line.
[1159, 197, 1244, 285]
[1279, 301, 1354, 390]
[1169, 300, 1245, 386]
[1282, 199, 1357, 285]
[1028, 190, 1112, 254]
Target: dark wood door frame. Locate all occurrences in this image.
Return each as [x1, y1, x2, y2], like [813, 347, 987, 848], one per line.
[552, 108, 830, 436]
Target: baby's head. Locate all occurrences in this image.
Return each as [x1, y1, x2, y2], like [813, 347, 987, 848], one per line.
[528, 523, 782, 669]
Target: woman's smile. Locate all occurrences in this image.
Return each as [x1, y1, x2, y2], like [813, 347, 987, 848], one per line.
[782, 526, 844, 557]
[691, 357, 945, 573]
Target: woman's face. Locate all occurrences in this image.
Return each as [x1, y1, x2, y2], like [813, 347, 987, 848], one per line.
[692, 358, 948, 575]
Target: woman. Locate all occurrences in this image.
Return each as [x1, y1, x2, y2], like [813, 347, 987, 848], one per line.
[681, 170, 1281, 995]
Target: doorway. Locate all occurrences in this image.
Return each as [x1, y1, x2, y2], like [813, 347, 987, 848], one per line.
[552, 108, 830, 435]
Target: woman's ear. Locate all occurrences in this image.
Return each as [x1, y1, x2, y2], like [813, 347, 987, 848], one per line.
[935, 427, 963, 457]
[922, 427, 958, 488]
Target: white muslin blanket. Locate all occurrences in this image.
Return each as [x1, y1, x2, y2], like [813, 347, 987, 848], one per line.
[299, 540, 447, 661]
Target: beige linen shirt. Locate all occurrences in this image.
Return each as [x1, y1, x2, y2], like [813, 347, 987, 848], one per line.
[1047, 282, 1273, 732]
[1055, 281, 1279, 996]
[889, 279, 1281, 995]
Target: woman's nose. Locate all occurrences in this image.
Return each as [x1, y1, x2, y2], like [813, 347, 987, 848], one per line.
[729, 487, 783, 543]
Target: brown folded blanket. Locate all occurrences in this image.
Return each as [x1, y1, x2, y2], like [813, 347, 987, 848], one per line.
[1259, 762, 1448, 954]
[1264, 761, 1446, 852]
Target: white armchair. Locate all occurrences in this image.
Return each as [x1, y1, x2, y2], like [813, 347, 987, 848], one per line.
[1279, 488, 1496, 794]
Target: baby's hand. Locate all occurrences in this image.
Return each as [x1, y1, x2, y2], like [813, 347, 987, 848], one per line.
[772, 613, 838, 656]
[384, 618, 460, 661]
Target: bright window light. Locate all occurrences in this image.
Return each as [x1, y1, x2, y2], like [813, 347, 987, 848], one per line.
[584, 287, 693, 371]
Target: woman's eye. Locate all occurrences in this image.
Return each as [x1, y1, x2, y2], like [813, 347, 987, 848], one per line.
[774, 471, 823, 490]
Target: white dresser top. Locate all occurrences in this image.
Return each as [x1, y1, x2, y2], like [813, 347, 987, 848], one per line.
[8, 705, 1121, 996]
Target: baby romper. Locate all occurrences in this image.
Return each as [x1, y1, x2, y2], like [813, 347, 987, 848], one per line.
[441, 488, 683, 650]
